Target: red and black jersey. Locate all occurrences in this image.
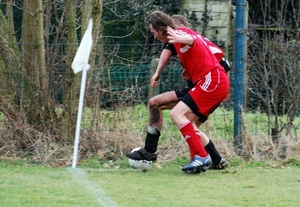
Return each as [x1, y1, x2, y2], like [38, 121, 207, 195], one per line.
[172, 28, 225, 84]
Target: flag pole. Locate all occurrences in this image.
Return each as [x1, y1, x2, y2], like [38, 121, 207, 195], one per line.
[72, 64, 90, 168]
[71, 18, 93, 168]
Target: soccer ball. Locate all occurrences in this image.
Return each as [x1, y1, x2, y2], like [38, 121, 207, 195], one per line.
[128, 147, 153, 170]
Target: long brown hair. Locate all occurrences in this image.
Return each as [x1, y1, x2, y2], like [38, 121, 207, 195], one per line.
[149, 11, 176, 36]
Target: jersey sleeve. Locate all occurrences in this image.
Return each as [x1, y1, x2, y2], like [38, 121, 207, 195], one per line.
[162, 43, 177, 56]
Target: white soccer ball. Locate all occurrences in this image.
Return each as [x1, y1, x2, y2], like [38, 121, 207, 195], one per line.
[128, 147, 153, 170]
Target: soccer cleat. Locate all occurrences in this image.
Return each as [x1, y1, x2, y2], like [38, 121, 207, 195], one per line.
[126, 147, 157, 161]
[208, 158, 228, 170]
[182, 155, 212, 174]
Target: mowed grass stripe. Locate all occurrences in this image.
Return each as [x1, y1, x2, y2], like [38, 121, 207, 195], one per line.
[68, 168, 119, 207]
[0, 164, 100, 207]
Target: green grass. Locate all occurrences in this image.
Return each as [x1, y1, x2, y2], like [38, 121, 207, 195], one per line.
[0, 164, 99, 207]
[88, 167, 300, 207]
[1, 158, 300, 207]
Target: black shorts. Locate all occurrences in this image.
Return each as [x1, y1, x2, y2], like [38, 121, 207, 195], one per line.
[174, 81, 194, 99]
[175, 88, 190, 100]
[181, 93, 208, 123]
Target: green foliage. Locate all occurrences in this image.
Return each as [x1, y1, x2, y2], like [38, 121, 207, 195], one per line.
[248, 0, 299, 29]
[83, 103, 300, 142]
[0, 112, 3, 122]
[102, 0, 152, 62]
[163, 156, 190, 166]
[228, 157, 245, 167]
[182, 10, 201, 31]
[153, 0, 183, 15]
[77, 157, 103, 168]
[281, 158, 300, 167]
[0, 158, 35, 167]
[244, 111, 269, 134]
[246, 160, 270, 168]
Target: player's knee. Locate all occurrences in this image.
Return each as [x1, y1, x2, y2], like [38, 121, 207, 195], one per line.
[148, 97, 160, 107]
[169, 109, 177, 122]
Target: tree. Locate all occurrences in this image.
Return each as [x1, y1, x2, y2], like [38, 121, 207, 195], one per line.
[0, 2, 23, 126]
[0, 0, 103, 160]
[0, 0, 186, 162]
[247, 0, 300, 143]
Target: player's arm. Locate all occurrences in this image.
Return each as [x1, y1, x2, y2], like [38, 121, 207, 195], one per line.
[150, 49, 172, 87]
[181, 69, 190, 81]
[150, 44, 176, 87]
[166, 26, 194, 46]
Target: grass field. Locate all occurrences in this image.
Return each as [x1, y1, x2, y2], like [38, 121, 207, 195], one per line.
[1, 158, 300, 207]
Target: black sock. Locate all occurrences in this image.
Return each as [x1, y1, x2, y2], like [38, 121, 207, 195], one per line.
[144, 131, 160, 153]
[204, 140, 222, 164]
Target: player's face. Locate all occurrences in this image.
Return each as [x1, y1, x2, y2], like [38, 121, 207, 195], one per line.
[150, 24, 168, 44]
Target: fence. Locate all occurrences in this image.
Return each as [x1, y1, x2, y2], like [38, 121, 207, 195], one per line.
[1, 36, 300, 164]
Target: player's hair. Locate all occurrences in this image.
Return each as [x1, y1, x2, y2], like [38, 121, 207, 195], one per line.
[149, 11, 176, 36]
[171, 15, 190, 28]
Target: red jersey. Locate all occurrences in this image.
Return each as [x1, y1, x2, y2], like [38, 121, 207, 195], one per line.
[204, 37, 224, 62]
[172, 28, 224, 84]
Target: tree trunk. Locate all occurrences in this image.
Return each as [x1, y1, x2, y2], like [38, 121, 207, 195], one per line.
[60, 0, 103, 139]
[61, 0, 80, 139]
[87, 0, 104, 109]
[22, 0, 54, 128]
[0, 9, 22, 125]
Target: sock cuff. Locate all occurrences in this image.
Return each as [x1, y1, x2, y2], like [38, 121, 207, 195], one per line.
[147, 125, 159, 134]
[178, 120, 191, 130]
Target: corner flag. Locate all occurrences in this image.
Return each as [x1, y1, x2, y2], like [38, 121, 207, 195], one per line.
[71, 19, 93, 168]
[72, 19, 93, 74]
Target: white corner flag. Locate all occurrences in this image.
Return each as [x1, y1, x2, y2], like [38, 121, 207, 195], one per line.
[71, 19, 93, 168]
[72, 19, 93, 74]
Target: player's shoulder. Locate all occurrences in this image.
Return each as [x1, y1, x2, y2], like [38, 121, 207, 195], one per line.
[163, 43, 177, 55]
[163, 43, 174, 49]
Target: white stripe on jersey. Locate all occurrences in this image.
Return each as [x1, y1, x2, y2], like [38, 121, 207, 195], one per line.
[209, 45, 223, 55]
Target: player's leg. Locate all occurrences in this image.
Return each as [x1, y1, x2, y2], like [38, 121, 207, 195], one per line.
[184, 68, 229, 171]
[176, 69, 229, 173]
[126, 90, 179, 161]
[192, 70, 230, 169]
[144, 90, 179, 153]
[170, 99, 211, 173]
[198, 130, 228, 169]
[192, 119, 228, 169]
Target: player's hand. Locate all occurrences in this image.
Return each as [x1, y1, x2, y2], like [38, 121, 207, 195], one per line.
[181, 70, 190, 81]
[166, 26, 178, 43]
[150, 73, 160, 87]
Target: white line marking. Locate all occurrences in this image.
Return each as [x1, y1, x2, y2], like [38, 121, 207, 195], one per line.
[68, 168, 119, 207]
